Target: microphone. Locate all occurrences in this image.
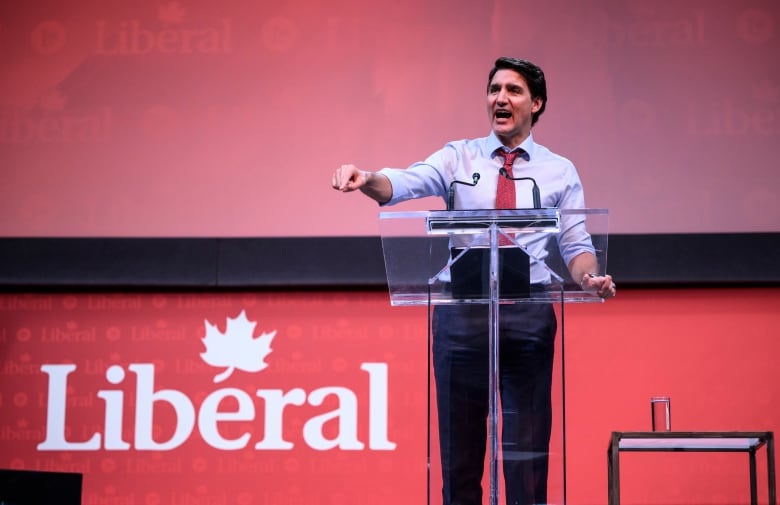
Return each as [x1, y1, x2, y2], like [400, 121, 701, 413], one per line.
[447, 173, 481, 211]
[498, 168, 541, 209]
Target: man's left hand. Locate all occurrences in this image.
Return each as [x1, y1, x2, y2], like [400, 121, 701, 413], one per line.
[581, 274, 616, 299]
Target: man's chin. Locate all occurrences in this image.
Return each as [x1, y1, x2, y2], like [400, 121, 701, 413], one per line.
[492, 124, 515, 136]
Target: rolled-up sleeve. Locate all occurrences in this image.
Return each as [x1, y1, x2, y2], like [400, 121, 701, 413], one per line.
[378, 147, 454, 206]
[556, 163, 596, 266]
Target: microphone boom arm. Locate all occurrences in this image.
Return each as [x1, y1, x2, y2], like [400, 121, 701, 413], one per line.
[447, 173, 481, 211]
[498, 168, 541, 209]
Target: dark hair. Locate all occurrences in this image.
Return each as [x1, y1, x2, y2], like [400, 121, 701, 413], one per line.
[487, 57, 547, 126]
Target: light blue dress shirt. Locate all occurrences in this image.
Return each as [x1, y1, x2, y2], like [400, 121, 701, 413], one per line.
[379, 131, 596, 283]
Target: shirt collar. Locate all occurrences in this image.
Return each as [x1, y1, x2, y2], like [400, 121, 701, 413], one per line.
[487, 131, 536, 160]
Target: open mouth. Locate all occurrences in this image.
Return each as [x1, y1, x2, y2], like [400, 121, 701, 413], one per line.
[495, 110, 512, 119]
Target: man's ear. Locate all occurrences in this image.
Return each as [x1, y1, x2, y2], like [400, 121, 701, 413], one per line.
[531, 96, 543, 113]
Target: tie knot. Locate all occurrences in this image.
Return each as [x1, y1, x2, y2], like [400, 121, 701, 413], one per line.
[496, 149, 522, 175]
[497, 148, 523, 162]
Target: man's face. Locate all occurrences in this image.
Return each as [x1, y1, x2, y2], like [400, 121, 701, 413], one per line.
[487, 69, 543, 147]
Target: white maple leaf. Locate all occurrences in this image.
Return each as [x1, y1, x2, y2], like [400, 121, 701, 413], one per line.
[200, 310, 276, 383]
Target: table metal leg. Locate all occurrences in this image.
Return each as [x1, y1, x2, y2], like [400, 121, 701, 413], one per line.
[767, 433, 776, 505]
[750, 448, 758, 505]
[608, 432, 620, 505]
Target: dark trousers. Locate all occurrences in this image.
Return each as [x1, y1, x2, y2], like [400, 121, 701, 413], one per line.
[432, 303, 557, 505]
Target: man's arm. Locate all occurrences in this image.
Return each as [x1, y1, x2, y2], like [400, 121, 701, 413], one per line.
[332, 164, 392, 204]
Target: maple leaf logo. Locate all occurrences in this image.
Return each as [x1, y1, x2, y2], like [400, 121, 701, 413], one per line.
[200, 310, 276, 383]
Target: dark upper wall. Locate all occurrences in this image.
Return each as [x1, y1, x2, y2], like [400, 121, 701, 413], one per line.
[1, 234, 778, 289]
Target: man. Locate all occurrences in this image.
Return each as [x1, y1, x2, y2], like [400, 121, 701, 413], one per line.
[332, 57, 615, 505]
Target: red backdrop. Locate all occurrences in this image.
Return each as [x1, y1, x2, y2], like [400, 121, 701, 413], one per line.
[1, 288, 778, 504]
[1, 0, 779, 237]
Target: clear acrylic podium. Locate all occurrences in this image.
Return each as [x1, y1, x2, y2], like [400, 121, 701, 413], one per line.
[379, 208, 609, 505]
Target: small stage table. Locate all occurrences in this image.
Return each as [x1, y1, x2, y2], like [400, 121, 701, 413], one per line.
[608, 431, 776, 505]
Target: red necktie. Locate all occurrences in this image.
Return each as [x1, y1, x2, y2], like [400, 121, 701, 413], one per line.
[495, 149, 521, 245]
[495, 150, 519, 209]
